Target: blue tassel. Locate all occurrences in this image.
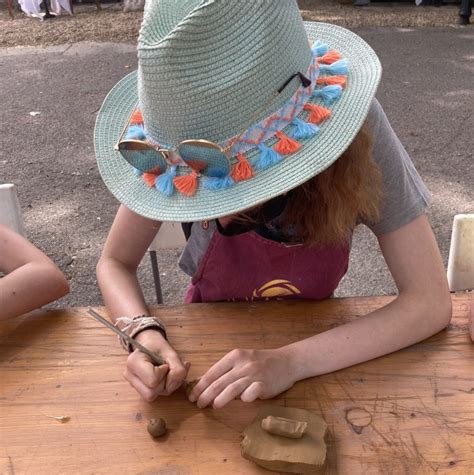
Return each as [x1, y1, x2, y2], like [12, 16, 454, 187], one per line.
[312, 41, 329, 57]
[319, 59, 348, 76]
[253, 143, 283, 171]
[155, 166, 176, 196]
[290, 118, 320, 140]
[312, 85, 343, 106]
[202, 174, 234, 190]
[205, 167, 228, 178]
[133, 167, 143, 176]
[125, 125, 146, 140]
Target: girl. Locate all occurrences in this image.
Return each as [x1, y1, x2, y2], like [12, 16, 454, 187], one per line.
[95, 0, 451, 409]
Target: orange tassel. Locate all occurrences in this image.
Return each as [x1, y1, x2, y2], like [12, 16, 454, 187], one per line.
[316, 75, 347, 88]
[303, 104, 331, 124]
[274, 131, 302, 155]
[130, 110, 144, 125]
[317, 50, 342, 65]
[143, 173, 157, 188]
[173, 171, 198, 196]
[231, 153, 254, 181]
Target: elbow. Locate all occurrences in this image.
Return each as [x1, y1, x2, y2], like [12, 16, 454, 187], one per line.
[422, 288, 452, 334]
[436, 291, 453, 330]
[47, 266, 70, 300]
[96, 255, 118, 283]
[96, 253, 115, 280]
[54, 268, 70, 298]
[96, 254, 137, 282]
[400, 286, 452, 338]
[57, 274, 70, 298]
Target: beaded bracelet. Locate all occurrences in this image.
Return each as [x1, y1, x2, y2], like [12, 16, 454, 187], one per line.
[115, 315, 167, 353]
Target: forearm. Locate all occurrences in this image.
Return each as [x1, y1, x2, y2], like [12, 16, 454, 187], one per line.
[96, 257, 149, 321]
[284, 293, 452, 381]
[0, 263, 69, 320]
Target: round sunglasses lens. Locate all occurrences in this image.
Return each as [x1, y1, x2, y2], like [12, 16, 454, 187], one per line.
[178, 142, 230, 178]
[118, 141, 168, 174]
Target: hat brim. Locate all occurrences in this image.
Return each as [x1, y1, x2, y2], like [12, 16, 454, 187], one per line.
[94, 22, 381, 222]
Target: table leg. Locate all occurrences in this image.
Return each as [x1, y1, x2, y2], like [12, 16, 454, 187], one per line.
[459, 0, 472, 24]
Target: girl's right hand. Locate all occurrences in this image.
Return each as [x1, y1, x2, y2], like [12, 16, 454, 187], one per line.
[123, 329, 190, 402]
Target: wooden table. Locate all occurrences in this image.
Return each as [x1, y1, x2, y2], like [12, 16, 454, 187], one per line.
[1, 295, 473, 474]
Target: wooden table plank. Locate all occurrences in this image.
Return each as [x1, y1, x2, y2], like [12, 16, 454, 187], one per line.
[0, 295, 473, 474]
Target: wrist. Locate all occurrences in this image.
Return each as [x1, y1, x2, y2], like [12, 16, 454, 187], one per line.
[275, 345, 301, 385]
[135, 328, 167, 347]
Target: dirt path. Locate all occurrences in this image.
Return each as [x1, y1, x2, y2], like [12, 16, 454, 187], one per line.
[0, 1, 467, 48]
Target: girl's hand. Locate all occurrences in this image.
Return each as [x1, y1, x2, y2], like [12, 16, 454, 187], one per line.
[123, 329, 190, 402]
[188, 348, 296, 409]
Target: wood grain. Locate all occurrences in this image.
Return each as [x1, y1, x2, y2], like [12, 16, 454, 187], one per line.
[0, 295, 472, 474]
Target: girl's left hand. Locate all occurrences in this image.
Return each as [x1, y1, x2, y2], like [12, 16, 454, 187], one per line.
[188, 347, 297, 409]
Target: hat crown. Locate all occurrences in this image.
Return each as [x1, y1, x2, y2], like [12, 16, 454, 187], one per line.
[137, 0, 312, 146]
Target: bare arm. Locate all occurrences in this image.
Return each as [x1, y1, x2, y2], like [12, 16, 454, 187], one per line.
[287, 213, 452, 380]
[96, 204, 162, 319]
[190, 214, 453, 408]
[96, 205, 189, 399]
[0, 225, 69, 320]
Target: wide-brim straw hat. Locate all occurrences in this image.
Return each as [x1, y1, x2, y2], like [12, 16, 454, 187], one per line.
[95, 0, 381, 222]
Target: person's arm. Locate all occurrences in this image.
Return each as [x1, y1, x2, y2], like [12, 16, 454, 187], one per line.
[96, 205, 189, 400]
[189, 214, 452, 408]
[96, 204, 162, 317]
[0, 225, 69, 320]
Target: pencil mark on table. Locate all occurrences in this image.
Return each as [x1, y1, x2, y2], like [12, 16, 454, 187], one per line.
[7, 455, 15, 475]
[409, 432, 439, 473]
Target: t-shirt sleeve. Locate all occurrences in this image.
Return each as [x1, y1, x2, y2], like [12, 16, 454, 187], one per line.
[361, 98, 431, 235]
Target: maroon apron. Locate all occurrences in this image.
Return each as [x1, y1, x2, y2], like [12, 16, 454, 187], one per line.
[184, 227, 350, 303]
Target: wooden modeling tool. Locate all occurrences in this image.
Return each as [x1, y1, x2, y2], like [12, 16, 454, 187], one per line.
[86, 308, 166, 366]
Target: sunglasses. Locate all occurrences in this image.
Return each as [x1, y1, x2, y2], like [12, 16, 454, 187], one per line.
[115, 72, 311, 179]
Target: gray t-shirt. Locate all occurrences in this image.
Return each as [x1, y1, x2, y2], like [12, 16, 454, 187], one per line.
[179, 98, 430, 277]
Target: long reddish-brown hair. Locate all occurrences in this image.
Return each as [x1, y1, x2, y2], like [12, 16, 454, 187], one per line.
[237, 122, 383, 245]
[284, 122, 383, 245]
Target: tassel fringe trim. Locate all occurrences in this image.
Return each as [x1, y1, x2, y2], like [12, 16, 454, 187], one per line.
[127, 41, 348, 198]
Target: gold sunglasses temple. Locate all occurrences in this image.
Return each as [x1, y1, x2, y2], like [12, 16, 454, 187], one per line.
[226, 73, 309, 152]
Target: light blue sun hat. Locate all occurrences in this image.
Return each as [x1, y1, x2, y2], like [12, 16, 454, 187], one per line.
[94, 0, 381, 222]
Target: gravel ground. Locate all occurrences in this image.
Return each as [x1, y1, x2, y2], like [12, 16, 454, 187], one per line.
[0, 1, 466, 48]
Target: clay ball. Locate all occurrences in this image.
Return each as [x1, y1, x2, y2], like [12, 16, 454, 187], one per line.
[147, 418, 167, 438]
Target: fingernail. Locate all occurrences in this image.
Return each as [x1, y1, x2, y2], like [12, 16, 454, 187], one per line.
[188, 394, 196, 403]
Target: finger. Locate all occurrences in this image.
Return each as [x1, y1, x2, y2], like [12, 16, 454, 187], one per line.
[128, 351, 169, 389]
[163, 355, 189, 393]
[239, 381, 265, 403]
[189, 352, 238, 402]
[124, 367, 167, 402]
[195, 369, 245, 409]
[212, 377, 252, 409]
